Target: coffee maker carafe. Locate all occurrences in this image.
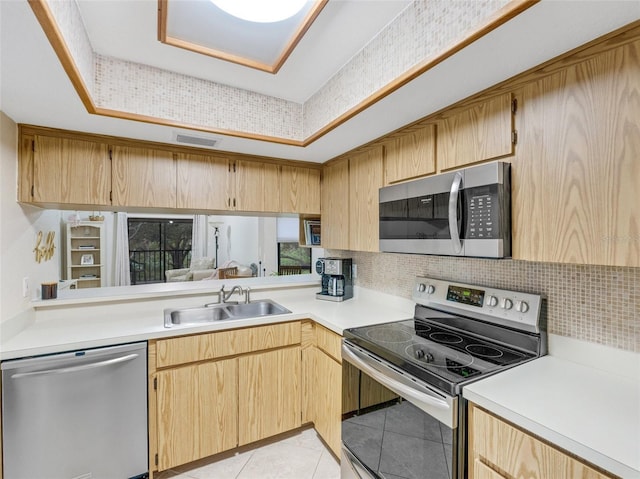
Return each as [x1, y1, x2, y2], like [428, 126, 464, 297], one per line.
[316, 258, 353, 302]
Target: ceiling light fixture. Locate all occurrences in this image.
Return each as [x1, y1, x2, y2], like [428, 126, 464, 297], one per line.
[211, 0, 307, 23]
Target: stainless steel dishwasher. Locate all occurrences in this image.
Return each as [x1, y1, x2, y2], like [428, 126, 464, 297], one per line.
[2, 342, 148, 479]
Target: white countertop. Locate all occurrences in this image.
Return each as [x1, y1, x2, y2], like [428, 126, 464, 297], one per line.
[0, 283, 415, 360]
[464, 336, 640, 479]
[2, 282, 638, 478]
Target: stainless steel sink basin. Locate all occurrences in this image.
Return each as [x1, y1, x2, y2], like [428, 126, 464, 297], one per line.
[165, 304, 231, 326]
[225, 300, 291, 318]
[164, 299, 291, 327]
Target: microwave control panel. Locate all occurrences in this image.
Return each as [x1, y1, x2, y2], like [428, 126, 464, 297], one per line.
[466, 185, 499, 239]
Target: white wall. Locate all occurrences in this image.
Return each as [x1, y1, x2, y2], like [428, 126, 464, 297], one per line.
[0, 112, 62, 322]
[208, 215, 262, 270]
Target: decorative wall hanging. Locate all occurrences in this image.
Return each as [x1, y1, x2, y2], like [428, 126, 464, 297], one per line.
[34, 230, 55, 263]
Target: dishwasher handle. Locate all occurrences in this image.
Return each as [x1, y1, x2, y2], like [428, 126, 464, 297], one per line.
[11, 353, 140, 379]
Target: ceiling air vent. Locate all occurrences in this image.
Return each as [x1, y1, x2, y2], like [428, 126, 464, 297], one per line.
[174, 132, 220, 148]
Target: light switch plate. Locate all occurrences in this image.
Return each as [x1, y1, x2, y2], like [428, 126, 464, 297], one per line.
[22, 277, 30, 298]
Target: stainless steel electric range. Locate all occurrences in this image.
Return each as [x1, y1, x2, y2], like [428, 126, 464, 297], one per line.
[341, 276, 546, 479]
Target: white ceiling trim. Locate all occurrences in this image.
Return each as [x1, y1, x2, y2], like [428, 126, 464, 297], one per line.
[36, 0, 518, 144]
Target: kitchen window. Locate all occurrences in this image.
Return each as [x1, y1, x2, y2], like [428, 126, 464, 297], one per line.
[128, 218, 192, 284]
[276, 217, 311, 274]
[277, 242, 312, 274]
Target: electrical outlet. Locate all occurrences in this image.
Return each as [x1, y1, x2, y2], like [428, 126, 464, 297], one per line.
[22, 277, 30, 298]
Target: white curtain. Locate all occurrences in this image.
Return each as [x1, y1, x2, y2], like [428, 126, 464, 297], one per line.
[191, 214, 208, 262]
[114, 212, 131, 286]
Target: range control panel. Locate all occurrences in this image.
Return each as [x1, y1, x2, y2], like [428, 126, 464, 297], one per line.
[413, 277, 543, 334]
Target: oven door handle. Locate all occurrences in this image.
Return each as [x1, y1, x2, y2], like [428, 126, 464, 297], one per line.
[448, 171, 463, 254]
[342, 343, 456, 428]
[342, 444, 376, 479]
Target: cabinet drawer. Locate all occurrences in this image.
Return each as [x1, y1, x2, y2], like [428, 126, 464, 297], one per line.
[315, 324, 342, 362]
[471, 407, 613, 479]
[156, 321, 301, 368]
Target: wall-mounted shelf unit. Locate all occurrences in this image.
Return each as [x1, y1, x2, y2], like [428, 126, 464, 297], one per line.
[299, 215, 321, 248]
[65, 221, 106, 288]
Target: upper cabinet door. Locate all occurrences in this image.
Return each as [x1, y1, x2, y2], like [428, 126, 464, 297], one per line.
[437, 92, 514, 171]
[235, 160, 280, 213]
[176, 153, 230, 211]
[32, 135, 111, 206]
[384, 123, 436, 185]
[112, 146, 176, 208]
[321, 158, 350, 250]
[512, 40, 640, 267]
[280, 165, 321, 215]
[349, 147, 383, 252]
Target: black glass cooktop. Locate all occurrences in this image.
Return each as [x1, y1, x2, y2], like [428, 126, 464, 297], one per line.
[343, 318, 534, 395]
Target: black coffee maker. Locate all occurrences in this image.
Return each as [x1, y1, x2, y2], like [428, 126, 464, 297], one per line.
[315, 257, 353, 302]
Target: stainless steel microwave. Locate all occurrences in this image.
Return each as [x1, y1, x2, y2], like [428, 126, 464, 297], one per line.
[379, 162, 511, 258]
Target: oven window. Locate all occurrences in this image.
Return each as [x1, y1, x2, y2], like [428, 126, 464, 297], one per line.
[342, 400, 454, 479]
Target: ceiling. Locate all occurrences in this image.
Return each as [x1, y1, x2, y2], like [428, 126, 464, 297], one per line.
[1, 1, 639, 163]
[161, 0, 326, 73]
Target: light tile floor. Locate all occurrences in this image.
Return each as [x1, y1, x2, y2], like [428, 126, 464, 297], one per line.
[156, 427, 340, 479]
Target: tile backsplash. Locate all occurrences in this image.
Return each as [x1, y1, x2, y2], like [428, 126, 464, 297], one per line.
[327, 250, 640, 353]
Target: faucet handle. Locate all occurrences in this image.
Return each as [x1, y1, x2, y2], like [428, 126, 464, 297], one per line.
[244, 286, 251, 304]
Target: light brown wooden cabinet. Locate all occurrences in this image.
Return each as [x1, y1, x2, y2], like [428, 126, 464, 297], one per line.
[301, 323, 343, 457]
[313, 346, 342, 456]
[238, 346, 301, 446]
[176, 153, 230, 210]
[384, 123, 436, 185]
[17, 126, 320, 216]
[236, 160, 281, 212]
[280, 165, 321, 215]
[321, 158, 350, 250]
[349, 146, 384, 252]
[150, 321, 302, 473]
[512, 37, 640, 267]
[176, 154, 281, 212]
[112, 145, 176, 208]
[302, 324, 396, 458]
[156, 358, 238, 471]
[469, 404, 613, 479]
[437, 92, 514, 171]
[25, 135, 111, 207]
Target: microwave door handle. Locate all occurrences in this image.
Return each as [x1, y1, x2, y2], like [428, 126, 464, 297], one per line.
[448, 172, 463, 254]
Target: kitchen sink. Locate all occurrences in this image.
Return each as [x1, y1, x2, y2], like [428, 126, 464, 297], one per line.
[225, 300, 290, 318]
[164, 299, 291, 327]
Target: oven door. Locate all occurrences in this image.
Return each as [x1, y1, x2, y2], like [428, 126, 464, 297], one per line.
[341, 341, 459, 479]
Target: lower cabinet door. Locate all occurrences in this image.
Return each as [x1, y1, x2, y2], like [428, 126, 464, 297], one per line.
[156, 358, 238, 470]
[474, 459, 507, 479]
[314, 349, 342, 456]
[239, 347, 301, 445]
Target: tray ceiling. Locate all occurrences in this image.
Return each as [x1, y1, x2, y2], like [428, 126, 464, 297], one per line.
[1, 1, 639, 162]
